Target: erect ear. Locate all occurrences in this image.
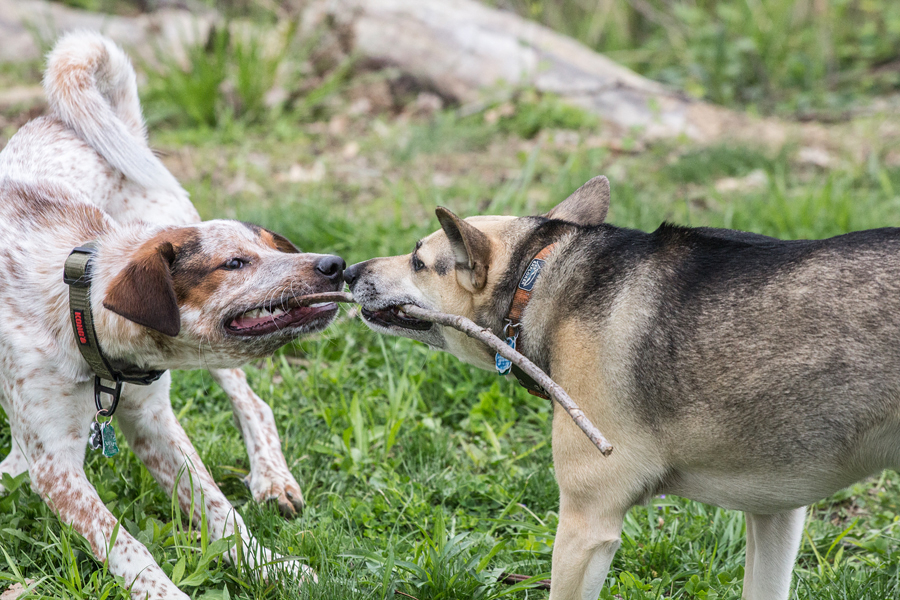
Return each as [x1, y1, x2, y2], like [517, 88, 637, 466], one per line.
[435, 207, 492, 291]
[103, 238, 181, 337]
[546, 175, 610, 226]
[266, 229, 300, 253]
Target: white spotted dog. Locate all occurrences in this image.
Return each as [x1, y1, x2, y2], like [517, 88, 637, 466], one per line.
[0, 32, 346, 598]
[3, 32, 320, 517]
[17, 30, 313, 518]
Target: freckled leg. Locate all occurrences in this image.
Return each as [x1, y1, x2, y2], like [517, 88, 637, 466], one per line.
[14, 395, 188, 599]
[115, 376, 315, 583]
[743, 508, 805, 600]
[210, 367, 304, 517]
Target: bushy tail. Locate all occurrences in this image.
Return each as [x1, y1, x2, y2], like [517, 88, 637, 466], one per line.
[43, 31, 180, 193]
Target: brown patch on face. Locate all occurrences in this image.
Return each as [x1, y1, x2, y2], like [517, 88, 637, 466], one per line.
[166, 228, 232, 312]
[103, 230, 181, 337]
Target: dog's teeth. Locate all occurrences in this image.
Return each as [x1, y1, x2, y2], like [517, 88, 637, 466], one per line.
[396, 309, 407, 318]
[310, 302, 329, 308]
[271, 308, 285, 317]
[245, 309, 261, 319]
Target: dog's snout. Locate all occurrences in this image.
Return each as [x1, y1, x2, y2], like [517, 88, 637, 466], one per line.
[343, 261, 364, 286]
[315, 255, 345, 281]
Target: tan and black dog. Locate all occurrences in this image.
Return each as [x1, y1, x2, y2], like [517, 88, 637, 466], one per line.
[344, 175, 900, 600]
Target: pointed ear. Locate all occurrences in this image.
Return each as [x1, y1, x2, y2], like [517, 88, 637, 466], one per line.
[435, 207, 491, 291]
[266, 229, 300, 253]
[546, 175, 610, 226]
[103, 239, 181, 337]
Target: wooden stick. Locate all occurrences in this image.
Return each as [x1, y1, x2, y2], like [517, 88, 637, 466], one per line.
[399, 304, 614, 457]
[291, 291, 356, 306]
[499, 572, 551, 590]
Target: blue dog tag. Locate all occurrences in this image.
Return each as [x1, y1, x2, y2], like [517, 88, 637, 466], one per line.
[495, 335, 516, 375]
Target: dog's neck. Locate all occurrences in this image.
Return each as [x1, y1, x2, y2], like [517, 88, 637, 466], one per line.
[52, 224, 177, 376]
[482, 221, 580, 378]
[497, 242, 558, 397]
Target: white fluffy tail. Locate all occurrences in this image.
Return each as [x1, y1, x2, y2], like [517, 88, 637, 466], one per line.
[43, 31, 181, 193]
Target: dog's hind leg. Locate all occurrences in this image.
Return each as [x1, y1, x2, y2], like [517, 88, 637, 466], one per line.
[211, 367, 305, 517]
[742, 507, 806, 600]
[115, 376, 314, 584]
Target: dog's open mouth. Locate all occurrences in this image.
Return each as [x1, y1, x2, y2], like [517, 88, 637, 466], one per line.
[226, 301, 337, 336]
[361, 306, 432, 331]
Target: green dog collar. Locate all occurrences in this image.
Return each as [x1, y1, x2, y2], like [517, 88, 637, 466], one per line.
[64, 243, 165, 417]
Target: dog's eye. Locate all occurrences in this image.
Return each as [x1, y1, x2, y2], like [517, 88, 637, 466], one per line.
[412, 255, 425, 272]
[222, 258, 247, 270]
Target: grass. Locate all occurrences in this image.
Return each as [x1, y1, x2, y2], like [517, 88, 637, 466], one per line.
[5, 8, 900, 600]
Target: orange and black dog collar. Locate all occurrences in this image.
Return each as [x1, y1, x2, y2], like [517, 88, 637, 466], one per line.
[495, 243, 556, 398]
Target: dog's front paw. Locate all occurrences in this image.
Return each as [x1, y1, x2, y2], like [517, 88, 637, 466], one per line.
[244, 467, 305, 518]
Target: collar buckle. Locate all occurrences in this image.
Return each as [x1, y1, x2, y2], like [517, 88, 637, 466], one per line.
[63, 245, 97, 287]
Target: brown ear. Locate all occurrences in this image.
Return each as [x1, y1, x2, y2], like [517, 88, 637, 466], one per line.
[267, 229, 300, 253]
[435, 207, 491, 291]
[103, 239, 181, 337]
[546, 175, 610, 226]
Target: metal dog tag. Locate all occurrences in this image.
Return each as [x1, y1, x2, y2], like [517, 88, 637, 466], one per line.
[100, 422, 119, 458]
[495, 335, 516, 375]
[88, 421, 102, 451]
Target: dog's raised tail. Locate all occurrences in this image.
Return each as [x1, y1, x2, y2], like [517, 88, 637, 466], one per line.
[43, 31, 180, 192]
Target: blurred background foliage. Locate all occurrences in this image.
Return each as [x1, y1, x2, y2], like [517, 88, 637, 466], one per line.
[57, 0, 900, 119]
[487, 0, 900, 117]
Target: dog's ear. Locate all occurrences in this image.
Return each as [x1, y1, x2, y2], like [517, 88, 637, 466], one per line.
[103, 238, 181, 337]
[266, 229, 300, 253]
[435, 207, 491, 292]
[546, 175, 610, 226]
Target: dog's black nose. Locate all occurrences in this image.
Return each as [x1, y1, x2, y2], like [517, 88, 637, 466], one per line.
[315, 255, 345, 281]
[343, 261, 362, 286]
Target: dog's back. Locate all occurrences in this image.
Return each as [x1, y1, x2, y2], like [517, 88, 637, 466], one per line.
[555, 223, 900, 510]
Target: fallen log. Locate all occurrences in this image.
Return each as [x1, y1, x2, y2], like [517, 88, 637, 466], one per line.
[0, 0, 215, 65]
[0, 0, 798, 146]
[301, 0, 792, 145]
